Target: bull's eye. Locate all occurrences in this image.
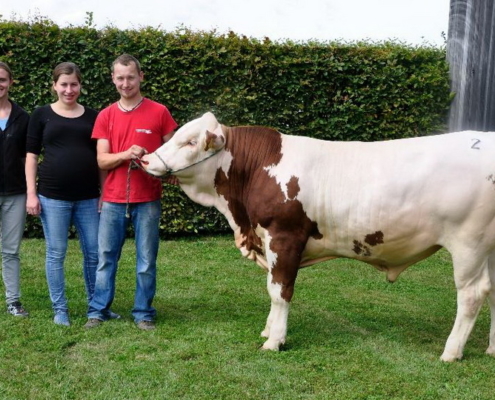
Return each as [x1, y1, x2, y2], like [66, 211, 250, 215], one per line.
[187, 140, 197, 146]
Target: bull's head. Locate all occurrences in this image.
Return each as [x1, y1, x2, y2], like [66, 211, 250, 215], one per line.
[141, 112, 225, 177]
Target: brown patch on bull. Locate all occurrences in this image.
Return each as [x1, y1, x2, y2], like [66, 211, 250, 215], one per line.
[204, 130, 225, 151]
[364, 231, 384, 246]
[352, 240, 371, 256]
[286, 176, 300, 200]
[214, 125, 322, 302]
[353, 231, 384, 256]
[242, 228, 263, 255]
[487, 174, 495, 185]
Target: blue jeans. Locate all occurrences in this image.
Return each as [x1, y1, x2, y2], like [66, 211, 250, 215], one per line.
[87, 200, 160, 323]
[0, 194, 26, 304]
[39, 195, 99, 313]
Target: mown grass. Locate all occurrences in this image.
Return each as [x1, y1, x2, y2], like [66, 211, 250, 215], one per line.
[0, 236, 494, 399]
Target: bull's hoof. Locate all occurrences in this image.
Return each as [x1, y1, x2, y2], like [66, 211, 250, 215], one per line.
[261, 339, 282, 351]
[485, 347, 495, 357]
[440, 351, 462, 362]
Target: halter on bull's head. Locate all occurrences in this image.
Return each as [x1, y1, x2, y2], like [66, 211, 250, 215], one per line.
[141, 112, 225, 177]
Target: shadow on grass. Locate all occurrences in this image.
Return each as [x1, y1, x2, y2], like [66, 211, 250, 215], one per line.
[151, 268, 491, 360]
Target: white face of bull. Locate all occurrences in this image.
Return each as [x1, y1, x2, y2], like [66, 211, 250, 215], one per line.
[141, 112, 226, 177]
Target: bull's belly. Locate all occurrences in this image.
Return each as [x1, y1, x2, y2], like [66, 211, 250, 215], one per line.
[300, 235, 443, 282]
[301, 231, 442, 269]
[235, 222, 443, 272]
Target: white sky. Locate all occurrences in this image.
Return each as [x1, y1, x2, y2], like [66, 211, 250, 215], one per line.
[2, 0, 450, 46]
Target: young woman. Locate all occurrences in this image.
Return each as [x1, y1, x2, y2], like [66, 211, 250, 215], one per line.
[25, 62, 110, 326]
[0, 61, 29, 317]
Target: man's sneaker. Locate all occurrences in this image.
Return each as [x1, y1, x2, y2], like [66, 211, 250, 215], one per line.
[84, 318, 103, 329]
[54, 311, 70, 326]
[136, 320, 155, 331]
[7, 301, 28, 317]
[108, 310, 121, 319]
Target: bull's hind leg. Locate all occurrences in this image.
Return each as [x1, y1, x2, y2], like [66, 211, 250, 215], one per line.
[486, 252, 495, 357]
[441, 251, 491, 362]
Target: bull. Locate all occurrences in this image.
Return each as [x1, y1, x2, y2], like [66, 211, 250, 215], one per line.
[141, 112, 495, 361]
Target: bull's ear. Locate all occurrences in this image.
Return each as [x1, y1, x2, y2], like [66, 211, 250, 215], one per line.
[205, 130, 225, 151]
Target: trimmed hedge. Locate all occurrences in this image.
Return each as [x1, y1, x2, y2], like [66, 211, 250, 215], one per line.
[0, 16, 452, 238]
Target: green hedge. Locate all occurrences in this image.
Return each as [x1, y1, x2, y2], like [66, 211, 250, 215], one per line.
[0, 16, 452, 238]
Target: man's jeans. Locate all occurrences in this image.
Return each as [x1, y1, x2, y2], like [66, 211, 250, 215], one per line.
[87, 200, 160, 323]
[0, 194, 26, 304]
[39, 195, 99, 313]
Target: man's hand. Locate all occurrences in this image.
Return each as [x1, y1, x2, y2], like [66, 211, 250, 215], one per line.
[127, 145, 148, 160]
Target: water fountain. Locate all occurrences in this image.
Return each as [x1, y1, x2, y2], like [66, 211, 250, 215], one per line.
[447, 0, 495, 132]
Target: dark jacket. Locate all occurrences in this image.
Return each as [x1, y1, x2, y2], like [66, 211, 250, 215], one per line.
[0, 100, 29, 195]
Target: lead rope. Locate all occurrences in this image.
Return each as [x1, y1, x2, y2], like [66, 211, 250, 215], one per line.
[125, 158, 156, 218]
[125, 161, 133, 218]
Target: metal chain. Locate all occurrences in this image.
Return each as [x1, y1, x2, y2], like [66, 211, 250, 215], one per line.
[124, 149, 221, 218]
[152, 149, 221, 177]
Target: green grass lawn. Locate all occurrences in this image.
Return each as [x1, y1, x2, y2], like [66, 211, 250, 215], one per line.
[1, 236, 494, 399]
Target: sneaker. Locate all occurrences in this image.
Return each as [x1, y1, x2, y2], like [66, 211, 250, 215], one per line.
[7, 301, 29, 317]
[136, 320, 155, 331]
[108, 310, 121, 319]
[54, 311, 70, 326]
[84, 318, 103, 329]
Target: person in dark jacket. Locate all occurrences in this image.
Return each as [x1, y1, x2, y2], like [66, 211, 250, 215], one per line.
[0, 61, 29, 317]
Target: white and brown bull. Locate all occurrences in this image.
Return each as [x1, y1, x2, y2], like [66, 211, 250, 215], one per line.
[141, 112, 495, 361]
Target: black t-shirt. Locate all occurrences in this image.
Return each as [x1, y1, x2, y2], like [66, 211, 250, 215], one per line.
[26, 105, 100, 201]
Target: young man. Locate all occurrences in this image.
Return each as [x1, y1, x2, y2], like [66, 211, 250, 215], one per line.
[0, 62, 29, 317]
[85, 54, 177, 330]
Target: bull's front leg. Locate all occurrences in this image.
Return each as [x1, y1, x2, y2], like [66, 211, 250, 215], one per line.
[261, 274, 291, 350]
[260, 238, 301, 351]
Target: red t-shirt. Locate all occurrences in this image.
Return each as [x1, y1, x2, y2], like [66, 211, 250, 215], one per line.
[92, 98, 178, 203]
